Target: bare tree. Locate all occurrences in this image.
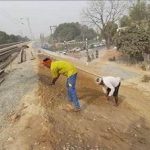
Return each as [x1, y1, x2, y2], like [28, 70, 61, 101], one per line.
[82, 0, 129, 49]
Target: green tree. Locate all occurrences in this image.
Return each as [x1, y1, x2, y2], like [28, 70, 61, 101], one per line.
[129, 0, 149, 25]
[53, 22, 96, 42]
[0, 31, 29, 44]
[113, 0, 150, 63]
[120, 15, 132, 27]
[114, 25, 150, 62]
[53, 22, 81, 42]
[77, 25, 96, 41]
[0, 31, 9, 44]
[102, 21, 118, 47]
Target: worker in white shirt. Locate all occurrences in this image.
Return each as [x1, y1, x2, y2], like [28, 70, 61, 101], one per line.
[96, 76, 121, 106]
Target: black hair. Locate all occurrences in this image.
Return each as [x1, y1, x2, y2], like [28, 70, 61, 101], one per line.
[43, 57, 51, 62]
[96, 78, 100, 82]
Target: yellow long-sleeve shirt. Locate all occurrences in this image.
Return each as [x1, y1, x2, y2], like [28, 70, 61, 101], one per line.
[50, 61, 77, 78]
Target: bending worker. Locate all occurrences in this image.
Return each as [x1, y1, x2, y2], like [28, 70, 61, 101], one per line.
[96, 76, 121, 106]
[43, 58, 81, 111]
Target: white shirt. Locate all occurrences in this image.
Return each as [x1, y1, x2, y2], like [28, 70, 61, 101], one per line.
[102, 76, 121, 96]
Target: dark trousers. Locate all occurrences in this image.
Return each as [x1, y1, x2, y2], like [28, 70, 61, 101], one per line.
[107, 82, 121, 104]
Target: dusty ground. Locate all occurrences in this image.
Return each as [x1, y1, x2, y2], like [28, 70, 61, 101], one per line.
[37, 54, 150, 150]
[0, 50, 37, 129]
[36, 57, 150, 150]
[0, 45, 150, 150]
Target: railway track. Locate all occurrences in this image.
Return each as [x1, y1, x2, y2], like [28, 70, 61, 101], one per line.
[0, 42, 22, 49]
[0, 42, 28, 84]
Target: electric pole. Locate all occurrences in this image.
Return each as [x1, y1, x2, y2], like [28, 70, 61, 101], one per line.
[40, 33, 45, 47]
[86, 38, 91, 62]
[49, 25, 57, 44]
[20, 17, 34, 40]
[27, 17, 34, 40]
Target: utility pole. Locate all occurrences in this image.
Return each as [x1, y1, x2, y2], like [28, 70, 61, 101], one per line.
[96, 35, 99, 58]
[19, 19, 25, 37]
[27, 17, 34, 40]
[86, 38, 91, 62]
[20, 17, 34, 40]
[40, 33, 45, 47]
[49, 25, 57, 44]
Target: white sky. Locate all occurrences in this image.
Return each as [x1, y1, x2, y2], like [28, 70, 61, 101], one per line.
[0, 1, 88, 39]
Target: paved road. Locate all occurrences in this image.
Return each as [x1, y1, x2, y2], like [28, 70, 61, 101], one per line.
[101, 62, 140, 79]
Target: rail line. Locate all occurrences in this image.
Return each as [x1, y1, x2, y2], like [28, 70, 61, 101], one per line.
[0, 42, 22, 49]
[0, 42, 28, 84]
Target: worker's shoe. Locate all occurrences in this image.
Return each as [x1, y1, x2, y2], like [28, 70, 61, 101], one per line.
[73, 107, 81, 112]
[66, 104, 74, 109]
[62, 104, 74, 112]
[113, 102, 119, 107]
[63, 104, 81, 112]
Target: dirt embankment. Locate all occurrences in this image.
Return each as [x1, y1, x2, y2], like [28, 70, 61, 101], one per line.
[36, 55, 150, 150]
[1, 52, 150, 150]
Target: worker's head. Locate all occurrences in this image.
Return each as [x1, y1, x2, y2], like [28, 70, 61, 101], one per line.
[96, 77, 103, 85]
[42, 57, 52, 68]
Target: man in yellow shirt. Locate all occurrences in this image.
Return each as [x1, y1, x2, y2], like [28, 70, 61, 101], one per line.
[43, 57, 80, 111]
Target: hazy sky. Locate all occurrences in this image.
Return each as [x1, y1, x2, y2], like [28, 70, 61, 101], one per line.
[0, 1, 88, 39]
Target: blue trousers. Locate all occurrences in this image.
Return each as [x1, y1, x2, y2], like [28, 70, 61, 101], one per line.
[66, 73, 80, 109]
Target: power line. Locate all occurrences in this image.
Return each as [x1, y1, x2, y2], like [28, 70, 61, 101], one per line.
[27, 18, 34, 40]
[0, 8, 25, 36]
[20, 17, 34, 40]
[0, 8, 19, 25]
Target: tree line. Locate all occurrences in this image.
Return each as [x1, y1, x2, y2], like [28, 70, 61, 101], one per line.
[0, 31, 29, 45]
[48, 0, 149, 64]
[114, 0, 150, 63]
[82, 0, 150, 63]
[52, 22, 97, 42]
